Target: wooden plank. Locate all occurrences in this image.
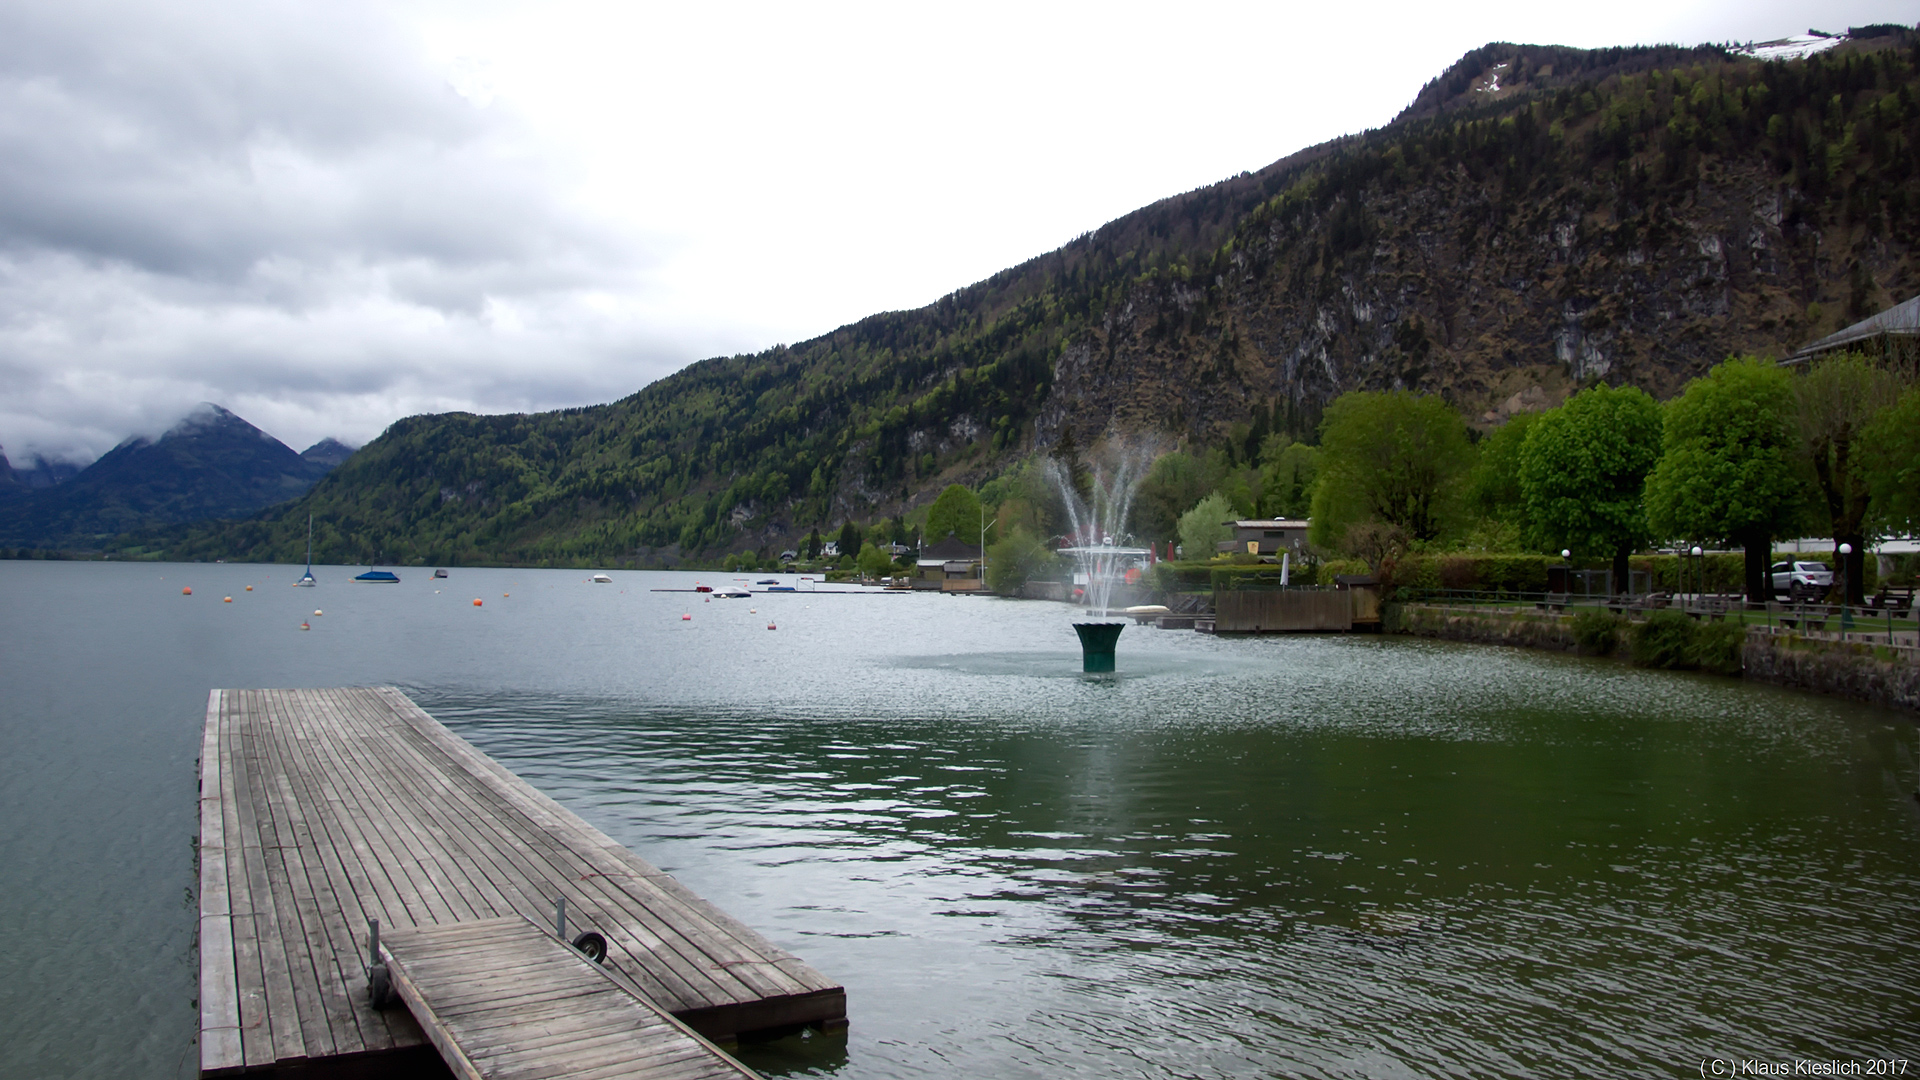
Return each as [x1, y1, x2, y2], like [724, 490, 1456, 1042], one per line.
[199, 690, 246, 1075]
[220, 692, 276, 1068]
[380, 917, 759, 1080]
[232, 695, 310, 1067]
[250, 689, 354, 1059]
[252, 688, 410, 1057]
[369, 689, 824, 1007]
[328, 692, 739, 1011]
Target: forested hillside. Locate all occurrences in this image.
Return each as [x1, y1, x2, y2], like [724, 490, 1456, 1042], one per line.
[127, 30, 1920, 567]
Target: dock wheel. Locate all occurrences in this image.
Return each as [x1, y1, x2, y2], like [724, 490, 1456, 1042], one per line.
[571, 931, 608, 963]
[368, 963, 397, 1009]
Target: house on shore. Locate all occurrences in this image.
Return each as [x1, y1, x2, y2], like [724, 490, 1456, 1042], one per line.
[916, 533, 984, 591]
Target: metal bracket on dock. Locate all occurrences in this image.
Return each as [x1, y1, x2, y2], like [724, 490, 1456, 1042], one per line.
[367, 918, 396, 1009]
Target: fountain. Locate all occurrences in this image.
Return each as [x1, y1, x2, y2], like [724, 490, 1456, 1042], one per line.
[1046, 445, 1153, 672]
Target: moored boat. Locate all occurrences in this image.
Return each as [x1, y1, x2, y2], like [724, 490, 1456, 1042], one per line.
[354, 570, 400, 583]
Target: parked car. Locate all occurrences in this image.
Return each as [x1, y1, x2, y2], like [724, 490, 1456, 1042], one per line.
[1770, 560, 1833, 601]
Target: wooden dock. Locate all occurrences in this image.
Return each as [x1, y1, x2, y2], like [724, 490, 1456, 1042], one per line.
[199, 687, 845, 1078]
[381, 917, 758, 1080]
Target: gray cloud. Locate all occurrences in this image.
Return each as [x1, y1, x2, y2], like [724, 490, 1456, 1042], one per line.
[0, 1, 681, 462]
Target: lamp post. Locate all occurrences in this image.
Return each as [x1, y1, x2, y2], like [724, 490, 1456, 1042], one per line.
[1839, 542, 1853, 639]
[1691, 546, 1704, 608]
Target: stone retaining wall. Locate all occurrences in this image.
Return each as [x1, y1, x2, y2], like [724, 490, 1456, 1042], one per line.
[1389, 604, 1578, 652]
[1742, 635, 1920, 714]
[1388, 603, 1920, 715]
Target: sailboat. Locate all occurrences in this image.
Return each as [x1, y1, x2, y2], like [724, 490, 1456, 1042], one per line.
[295, 515, 317, 587]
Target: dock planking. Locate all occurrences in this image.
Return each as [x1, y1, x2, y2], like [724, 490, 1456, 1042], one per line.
[199, 687, 845, 1077]
[380, 917, 759, 1080]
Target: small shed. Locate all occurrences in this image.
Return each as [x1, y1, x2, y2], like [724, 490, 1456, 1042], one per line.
[1216, 519, 1312, 556]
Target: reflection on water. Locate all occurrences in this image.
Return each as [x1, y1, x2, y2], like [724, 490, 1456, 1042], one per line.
[2, 561, 1918, 1079]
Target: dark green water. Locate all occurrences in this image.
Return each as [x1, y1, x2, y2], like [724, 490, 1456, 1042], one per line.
[2, 561, 1916, 1077]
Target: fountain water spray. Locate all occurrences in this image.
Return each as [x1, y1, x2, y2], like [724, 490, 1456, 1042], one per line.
[1045, 443, 1156, 671]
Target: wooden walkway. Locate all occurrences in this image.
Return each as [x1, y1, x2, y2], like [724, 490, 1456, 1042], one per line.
[381, 917, 758, 1080]
[200, 687, 844, 1077]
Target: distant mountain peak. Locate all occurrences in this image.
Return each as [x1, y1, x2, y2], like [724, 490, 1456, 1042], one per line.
[300, 438, 356, 467]
[166, 402, 270, 441]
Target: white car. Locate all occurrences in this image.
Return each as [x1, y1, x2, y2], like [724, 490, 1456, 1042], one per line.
[1770, 560, 1833, 602]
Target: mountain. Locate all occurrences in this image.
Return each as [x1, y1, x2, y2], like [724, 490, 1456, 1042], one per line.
[300, 438, 357, 468]
[0, 405, 342, 548]
[0, 448, 20, 500]
[129, 29, 1920, 566]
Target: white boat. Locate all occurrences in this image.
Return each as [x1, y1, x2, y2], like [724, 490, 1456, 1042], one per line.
[713, 585, 751, 598]
[295, 514, 317, 587]
[590, 573, 613, 583]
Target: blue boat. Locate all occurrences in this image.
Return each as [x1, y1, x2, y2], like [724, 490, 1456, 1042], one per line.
[354, 570, 400, 583]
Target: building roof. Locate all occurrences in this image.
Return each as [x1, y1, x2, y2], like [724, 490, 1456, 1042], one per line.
[921, 534, 981, 561]
[1789, 294, 1920, 361]
[1229, 519, 1310, 530]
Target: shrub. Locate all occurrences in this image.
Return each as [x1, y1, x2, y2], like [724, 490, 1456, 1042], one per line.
[1631, 610, 1700, 669]
[1571, 609, 1624, 656]
[1687, 621, 1747, 675]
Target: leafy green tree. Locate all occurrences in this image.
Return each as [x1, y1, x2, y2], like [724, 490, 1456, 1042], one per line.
[1178, 492, 1236, 559]
[1308, 390, 1474, 551]
[1133, 450, 1228, 543]
[1861, 386, 1920, 538]
[835, 520, 862, 562]
[857, 541, 892, 579]
[926, 484, 983, 546]
[985, 524, 1062, 592]
[805, 528, 822, 559]
[1467, 411, 1540, 526]
[1644, 357, 1809, 602]
[1796, 353, 1903, 604]
[1519, 384, 1663, 591]
[1257, 439, 1317, 519]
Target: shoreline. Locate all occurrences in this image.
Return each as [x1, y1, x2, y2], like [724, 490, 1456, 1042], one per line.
[1387, 602, 1920, 716]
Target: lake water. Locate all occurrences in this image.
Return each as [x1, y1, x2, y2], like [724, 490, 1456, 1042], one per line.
[2, 560, 1917, 1078]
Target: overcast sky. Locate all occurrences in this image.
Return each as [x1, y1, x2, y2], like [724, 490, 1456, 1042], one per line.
[0, 1, 1912, 464]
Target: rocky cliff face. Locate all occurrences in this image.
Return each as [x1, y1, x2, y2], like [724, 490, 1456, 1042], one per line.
[1042, 36, 1919, 449]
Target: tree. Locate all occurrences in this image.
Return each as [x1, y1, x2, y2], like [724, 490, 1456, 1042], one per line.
[985, 524, 1062, 593]
[1133, 449, 1229, 543]
[805, 528, 822, 560]
[1519, 384, 1663, 592]
[925, 484, 983, 547]
[1308, 390, 1474, 551]
[1467, 411, 1541, 526]
[1178, 492, 1236, 559]
[1795, 353, 1902, 604]
[1644, 357, 1808, 602]
[856, 541, 892, 579]
[1257, 439, 1317, 519]
[1861, 386, 1920, 538]
[835, 520, 862, 563]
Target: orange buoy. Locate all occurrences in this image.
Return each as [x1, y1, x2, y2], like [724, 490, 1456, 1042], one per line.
[767, 622, 777, 630]
[300, 621, 310, 630]
[182, 587, 192, 595]
[503, 593, 509, 598]
[473, 598, 483, 607]
[223, 596, 233, 603]
[244, 585, 253, 592]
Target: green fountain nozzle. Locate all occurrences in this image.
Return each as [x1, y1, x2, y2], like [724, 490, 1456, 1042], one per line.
[1073, 622, 1124, 673]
